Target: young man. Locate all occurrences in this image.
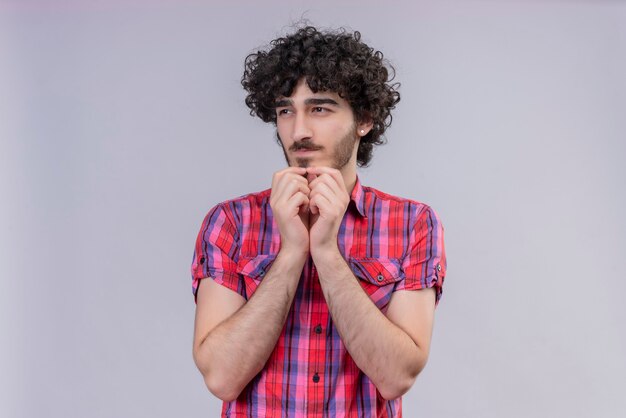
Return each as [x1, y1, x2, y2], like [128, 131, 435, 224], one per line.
[191, 26, 446, 417]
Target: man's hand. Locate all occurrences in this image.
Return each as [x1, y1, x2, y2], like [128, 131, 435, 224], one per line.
[306, 167, 350, 258]
[270, 167, 311, 255]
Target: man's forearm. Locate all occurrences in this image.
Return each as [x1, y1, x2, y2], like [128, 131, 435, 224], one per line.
[195, 250, 306, 401]
[314, 250, 427, 400]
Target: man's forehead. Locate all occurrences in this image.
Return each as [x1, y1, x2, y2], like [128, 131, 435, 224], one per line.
[276, 78, 341, 100]
[275, 88, 345, 105]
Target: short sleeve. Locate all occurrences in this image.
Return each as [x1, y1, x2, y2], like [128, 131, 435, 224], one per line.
[397, 205, 447, 305]
[191, 203, 244, 303]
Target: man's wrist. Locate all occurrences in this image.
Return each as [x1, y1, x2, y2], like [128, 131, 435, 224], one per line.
[311, 245, 345, 271]
[277, 246, 309, 266]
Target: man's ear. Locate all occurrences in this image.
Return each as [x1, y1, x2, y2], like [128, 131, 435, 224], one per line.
[356, 116, 374, 137]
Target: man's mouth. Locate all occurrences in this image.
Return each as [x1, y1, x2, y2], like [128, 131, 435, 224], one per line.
[290, 140, 323, 153]
[293, 147, 321, 153]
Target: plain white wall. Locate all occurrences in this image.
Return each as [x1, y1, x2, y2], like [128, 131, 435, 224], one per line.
[1, 1, 625, 417]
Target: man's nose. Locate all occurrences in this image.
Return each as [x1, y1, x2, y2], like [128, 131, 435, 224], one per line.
[291, 112, 313, 141]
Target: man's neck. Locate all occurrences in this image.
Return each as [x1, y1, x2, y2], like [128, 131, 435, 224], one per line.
[341, 166, 357, 195]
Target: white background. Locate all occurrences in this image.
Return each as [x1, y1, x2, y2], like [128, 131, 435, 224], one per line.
[1, 0, 625, 417]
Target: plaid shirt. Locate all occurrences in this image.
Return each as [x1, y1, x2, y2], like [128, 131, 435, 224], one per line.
[191, 177, 447, 417]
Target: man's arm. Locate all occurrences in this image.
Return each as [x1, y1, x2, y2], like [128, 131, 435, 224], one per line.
[306, 166, 437, 400]
[192, 249, 306, 401]
[192, 167, 311, 401]
[314, 251, 436, 400]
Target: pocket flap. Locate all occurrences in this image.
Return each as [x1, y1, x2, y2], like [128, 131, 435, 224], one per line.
[236, 254, 277, 280]
[349, 257, 403, 286]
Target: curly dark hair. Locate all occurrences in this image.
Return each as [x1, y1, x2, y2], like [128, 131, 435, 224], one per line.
[241, 26, 401, 167]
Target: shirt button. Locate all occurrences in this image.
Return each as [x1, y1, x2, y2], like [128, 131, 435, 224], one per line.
[259, 270, 265, 277]
[376, 273, 384, 282]
[314, 325, 322, 334]
[312, 373, 320, 383]
[199, 257, 205, 264]
[437, 264, 442, 272]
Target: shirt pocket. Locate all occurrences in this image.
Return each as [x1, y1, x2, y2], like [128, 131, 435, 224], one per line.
[236, 254, 277, 300]
[348, 257, 404, 311]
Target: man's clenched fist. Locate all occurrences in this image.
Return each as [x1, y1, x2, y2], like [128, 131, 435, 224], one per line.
[270, 167, 349, 257]
[270, 167, 311, 255]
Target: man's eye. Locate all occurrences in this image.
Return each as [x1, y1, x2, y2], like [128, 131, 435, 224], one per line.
[277, 109, 291, 115]
[313, 107, 327, 113]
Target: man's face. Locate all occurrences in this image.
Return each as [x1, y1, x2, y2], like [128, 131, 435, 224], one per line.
[275, 79, 360, 170]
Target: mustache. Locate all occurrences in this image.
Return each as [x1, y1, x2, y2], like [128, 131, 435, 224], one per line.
[290, 140, 323, 152]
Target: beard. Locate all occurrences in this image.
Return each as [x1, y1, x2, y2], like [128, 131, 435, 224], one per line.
[277, 125, 358, 169]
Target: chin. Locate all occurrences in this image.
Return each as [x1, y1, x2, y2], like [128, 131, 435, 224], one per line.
[293, 157, 310, 168]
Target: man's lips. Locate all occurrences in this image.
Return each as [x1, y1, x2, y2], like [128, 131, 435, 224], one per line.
[293, 148, 322, 154]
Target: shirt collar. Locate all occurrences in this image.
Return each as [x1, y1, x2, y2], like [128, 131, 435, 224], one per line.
[349, 175, 366, 218]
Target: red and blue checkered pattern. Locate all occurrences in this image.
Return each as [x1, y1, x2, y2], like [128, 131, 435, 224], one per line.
[191, 177, 446, 417]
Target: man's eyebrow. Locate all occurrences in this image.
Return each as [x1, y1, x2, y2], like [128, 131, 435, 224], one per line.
[305, 98, 339, 106]
[274, 98, 292, 108]
[274, 97, 340, 107]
